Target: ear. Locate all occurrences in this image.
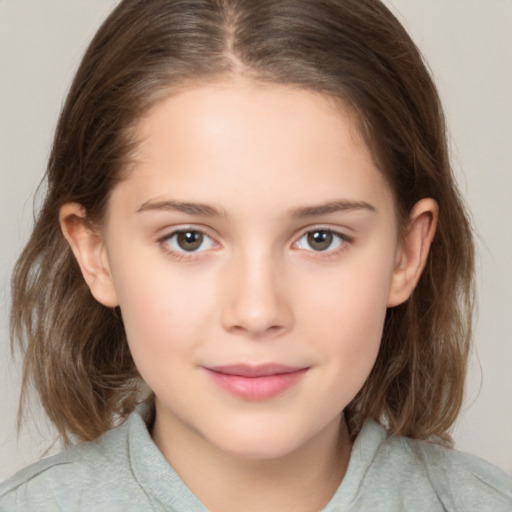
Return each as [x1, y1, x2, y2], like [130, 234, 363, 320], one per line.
[387, 198, 439, 307]
[59, 203, 119, 308]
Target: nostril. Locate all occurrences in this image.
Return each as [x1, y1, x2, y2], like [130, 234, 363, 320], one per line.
[219, 263, 293, 337]
[227, 320, 284, 335]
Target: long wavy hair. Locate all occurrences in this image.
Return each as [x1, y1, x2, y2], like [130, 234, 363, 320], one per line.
[11, 0, 474, 445]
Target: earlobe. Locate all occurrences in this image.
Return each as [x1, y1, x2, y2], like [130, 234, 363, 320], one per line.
[59, 203, 119, 308]
[387, 198, 439, 308]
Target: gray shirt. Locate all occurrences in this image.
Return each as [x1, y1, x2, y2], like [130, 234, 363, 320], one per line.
[1, 407, 511, 511]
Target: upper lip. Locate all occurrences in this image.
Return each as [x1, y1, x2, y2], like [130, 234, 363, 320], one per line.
[206, 364, 307, 378]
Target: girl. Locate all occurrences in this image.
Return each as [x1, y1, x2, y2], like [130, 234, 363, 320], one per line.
[1, 0, 511, 510]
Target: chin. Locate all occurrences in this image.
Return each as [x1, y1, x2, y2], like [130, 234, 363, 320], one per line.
[203, 416, 324, 461]
[216, 435, 303, 460]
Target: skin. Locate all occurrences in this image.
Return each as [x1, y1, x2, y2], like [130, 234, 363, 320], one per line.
[61, 80, 437, 512]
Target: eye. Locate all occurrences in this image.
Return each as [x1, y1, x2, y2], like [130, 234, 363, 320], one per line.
[295, 229, 347, 252]
[163, 229, 216, 253]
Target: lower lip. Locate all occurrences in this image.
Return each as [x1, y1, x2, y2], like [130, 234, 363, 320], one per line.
[205, 368, 308, 401]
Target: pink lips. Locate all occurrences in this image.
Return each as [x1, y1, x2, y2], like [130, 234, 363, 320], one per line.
[204, 364, 308, 400]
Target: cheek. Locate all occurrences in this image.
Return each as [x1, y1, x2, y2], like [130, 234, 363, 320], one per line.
[309, 294, 386, 411]
[302, 250, 395, 383]
[112, 261, 214, 366]
[320, 288, 386, 373]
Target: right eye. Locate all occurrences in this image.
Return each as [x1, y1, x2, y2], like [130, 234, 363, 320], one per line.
[162, 229, 216, 253]
[295, 229, 348, 253]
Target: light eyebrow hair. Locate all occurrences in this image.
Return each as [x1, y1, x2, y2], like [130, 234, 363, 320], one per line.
[290, 200, 377, 218]
[136, 200, 226, 217]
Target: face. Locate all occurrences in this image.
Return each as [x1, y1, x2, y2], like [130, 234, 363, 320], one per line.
[98, 81, 403, 459]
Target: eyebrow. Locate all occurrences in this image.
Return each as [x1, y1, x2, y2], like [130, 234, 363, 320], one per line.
[136, 200, 226, 217]
[290, 200, 377, 218]
[136, 199, 376, 218]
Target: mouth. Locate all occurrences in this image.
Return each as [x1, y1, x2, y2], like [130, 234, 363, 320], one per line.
[204, 364, 309, 400]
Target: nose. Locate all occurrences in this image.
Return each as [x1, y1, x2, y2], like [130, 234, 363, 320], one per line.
[220, 252, 293, 338]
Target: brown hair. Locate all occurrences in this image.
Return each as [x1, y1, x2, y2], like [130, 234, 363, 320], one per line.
[11, 0, 474, 445]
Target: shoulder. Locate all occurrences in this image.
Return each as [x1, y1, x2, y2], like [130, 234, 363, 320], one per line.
[355, 420, 512, 511]
[406, 435, 512, 511]
[0, 412, 152, 512]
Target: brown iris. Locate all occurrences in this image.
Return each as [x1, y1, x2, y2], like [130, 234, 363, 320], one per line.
[307, 230, 334, 251]
[176, 231, 204, 251]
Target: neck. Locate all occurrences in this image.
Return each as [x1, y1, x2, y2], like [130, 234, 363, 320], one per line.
[152, 409, 352, 512]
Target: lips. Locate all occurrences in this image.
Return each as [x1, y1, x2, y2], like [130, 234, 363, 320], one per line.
[204, 364, 308, 400]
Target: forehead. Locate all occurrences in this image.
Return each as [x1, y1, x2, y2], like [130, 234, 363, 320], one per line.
[112, 80, 393, 219]
[134, 80, 364, 161]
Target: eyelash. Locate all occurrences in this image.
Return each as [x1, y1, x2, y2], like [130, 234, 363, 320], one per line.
[158, 228, 218, 262]
[293, 228, 352, 258]
[157, 226, 352, 261]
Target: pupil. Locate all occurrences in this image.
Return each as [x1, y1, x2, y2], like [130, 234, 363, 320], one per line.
[307, 230, 332, 251]
[177, 231, 203, 251]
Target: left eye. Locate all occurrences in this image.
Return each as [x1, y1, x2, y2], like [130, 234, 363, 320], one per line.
[295, 229, 346, 252]
[164, 230, 216, 253]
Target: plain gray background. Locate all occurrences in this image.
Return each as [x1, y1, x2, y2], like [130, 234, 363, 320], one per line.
[1, 0, 511, 480]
